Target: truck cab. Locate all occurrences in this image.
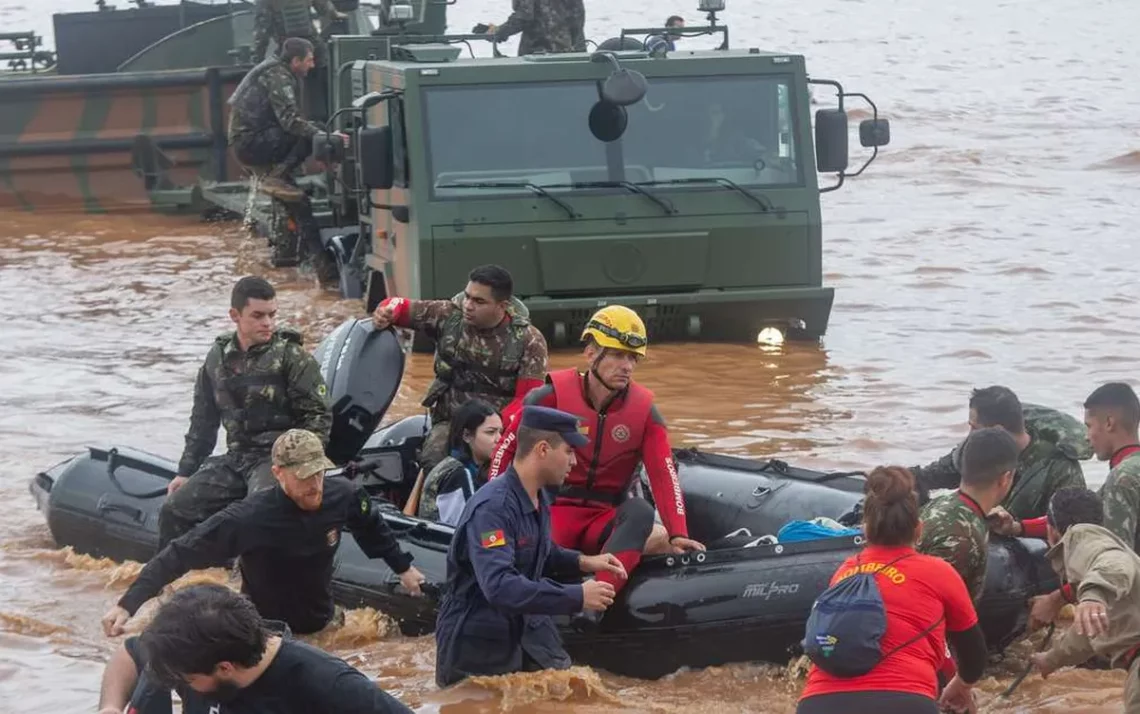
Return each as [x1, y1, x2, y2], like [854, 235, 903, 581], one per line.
[323, 1, 889, 347]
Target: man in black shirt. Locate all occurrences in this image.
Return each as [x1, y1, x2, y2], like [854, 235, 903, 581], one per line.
[102, 429, 425, 637]
[97, 584, 411, 714]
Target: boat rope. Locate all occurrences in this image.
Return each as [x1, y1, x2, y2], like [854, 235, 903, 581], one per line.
[999, 622, 1056, 699]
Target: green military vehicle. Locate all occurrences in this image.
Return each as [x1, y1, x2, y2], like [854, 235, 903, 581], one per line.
[0, 0, 888, 346]
[309, 0, 890, 346]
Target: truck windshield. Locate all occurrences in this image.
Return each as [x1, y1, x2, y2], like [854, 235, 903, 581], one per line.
[425, 74, 799, 198]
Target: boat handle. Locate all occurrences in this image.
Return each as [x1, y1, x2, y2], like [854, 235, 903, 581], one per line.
[97, 495, 144, 524]
[752, 486, 772, 499]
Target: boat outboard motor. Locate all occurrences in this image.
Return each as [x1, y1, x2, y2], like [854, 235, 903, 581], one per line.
[313, 319, 406, 465]
[587, 51, 649, 143]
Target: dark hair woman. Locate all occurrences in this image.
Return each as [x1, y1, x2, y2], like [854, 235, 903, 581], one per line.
[797, 466, 988, 714]
[417, 399, 502, 525]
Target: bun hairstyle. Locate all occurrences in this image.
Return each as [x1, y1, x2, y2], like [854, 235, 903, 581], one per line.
[863, 466, 920, 546]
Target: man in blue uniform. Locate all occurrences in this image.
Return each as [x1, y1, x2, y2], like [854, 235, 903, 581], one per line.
[434, 406, 628, 687]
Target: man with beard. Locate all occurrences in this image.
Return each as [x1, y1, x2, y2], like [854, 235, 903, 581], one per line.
[102, 430, 424, 638]
[97, 584, 412, 714]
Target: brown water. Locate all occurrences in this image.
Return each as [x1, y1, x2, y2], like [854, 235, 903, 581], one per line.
[2, 0, 1140, 711]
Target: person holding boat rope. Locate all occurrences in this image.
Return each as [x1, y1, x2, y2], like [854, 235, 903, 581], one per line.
[487, 305, 706, 629]
[1023, 486, 1140, 714]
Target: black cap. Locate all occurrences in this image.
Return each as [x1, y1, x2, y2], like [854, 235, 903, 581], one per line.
[521, 406, 589, 448]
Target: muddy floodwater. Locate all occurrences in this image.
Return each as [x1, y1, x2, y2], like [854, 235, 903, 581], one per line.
[1, 0, 1139, 711]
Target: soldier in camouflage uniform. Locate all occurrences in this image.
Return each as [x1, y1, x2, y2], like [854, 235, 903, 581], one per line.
[484, 0, 587, 56]
[228, 37, 325, 202]
[160, 277, 332, 547]
[911, 386, 1086, 521]
[252, 0, 345, 68]
[371, 265, 548, 475]
[917, 426, 1019, 602]
[1083, 382, 1140, 551]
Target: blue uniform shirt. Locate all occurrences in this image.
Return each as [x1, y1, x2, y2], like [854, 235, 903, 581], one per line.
[434, 465, 584, 687]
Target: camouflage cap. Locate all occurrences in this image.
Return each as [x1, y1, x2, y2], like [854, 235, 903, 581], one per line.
[272, 429, 335, 479]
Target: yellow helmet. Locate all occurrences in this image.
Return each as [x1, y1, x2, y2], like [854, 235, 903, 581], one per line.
[581, 305, 648, 356]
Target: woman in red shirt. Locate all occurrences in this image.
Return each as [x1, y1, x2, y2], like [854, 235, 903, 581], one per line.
[797, 466, 988, 714]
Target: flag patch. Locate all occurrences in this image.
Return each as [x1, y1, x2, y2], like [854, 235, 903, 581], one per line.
[481, 529, 507, 548]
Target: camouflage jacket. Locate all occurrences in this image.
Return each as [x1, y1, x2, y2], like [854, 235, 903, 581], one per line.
[494, 0, 586, 56]
[177, 329, 332, 476]
[404, 295, 548, 423]
[1099, 451, 1140, 553]
[252, 0, 338, 61]
[912, 436, 1085, 521]
[227, 57, 320, 144]
[917, 490, 990, 602]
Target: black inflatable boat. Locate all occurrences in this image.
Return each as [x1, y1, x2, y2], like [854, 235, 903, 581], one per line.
[27, 319, 1059, 680]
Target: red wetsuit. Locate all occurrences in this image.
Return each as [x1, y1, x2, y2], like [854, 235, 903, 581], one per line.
[488, 368, 688, 593]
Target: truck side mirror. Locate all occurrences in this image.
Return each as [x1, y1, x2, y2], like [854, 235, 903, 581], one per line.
[814, 108, 849, 174]
[859, 118, 891, 148]
[359, 126, 394, 190]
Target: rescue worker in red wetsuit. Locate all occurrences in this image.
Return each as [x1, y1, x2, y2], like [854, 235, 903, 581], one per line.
[488, 305, 705, 627]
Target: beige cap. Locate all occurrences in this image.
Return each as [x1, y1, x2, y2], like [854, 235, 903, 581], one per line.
[271, 429, 335, 479]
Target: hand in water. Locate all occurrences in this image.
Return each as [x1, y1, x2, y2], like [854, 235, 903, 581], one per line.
[101, 605, 131, 637]
[578, 553, 627, 580]
[1030, 652, 1056, 679]
[937, 675, 975, 713]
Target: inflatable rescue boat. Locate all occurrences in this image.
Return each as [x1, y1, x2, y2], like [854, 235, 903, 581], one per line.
[28, 319, 1059, 680]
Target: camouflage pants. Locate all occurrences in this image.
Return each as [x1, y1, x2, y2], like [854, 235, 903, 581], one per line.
[158, 451, 276, 547]
[234, 129, 312, 175]
[418, 421, 451, 477]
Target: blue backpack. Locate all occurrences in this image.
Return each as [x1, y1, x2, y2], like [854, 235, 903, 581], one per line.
[802, 553, 943, 677]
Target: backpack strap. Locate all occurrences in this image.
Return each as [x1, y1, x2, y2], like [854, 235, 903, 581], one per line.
[882, 615, 946, 659]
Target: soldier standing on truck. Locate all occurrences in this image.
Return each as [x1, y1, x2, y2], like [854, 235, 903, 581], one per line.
[228, 38, 325, 202]
[159, 276, 332, 547]
[484, 0, 586, 56]
[252, 0, 345, 67]
[910, 385, 1086, 520]
[370, 265, 548, 476]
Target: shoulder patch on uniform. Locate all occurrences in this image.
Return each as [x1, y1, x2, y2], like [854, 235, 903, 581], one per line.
[480, 529, 507, 548]
[277, 327, 304, 345]
[361, 496, 370, 514]
[318, 383, 328, 398]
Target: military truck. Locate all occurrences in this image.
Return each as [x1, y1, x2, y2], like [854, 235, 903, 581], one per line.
[313, 0, 890, 346]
